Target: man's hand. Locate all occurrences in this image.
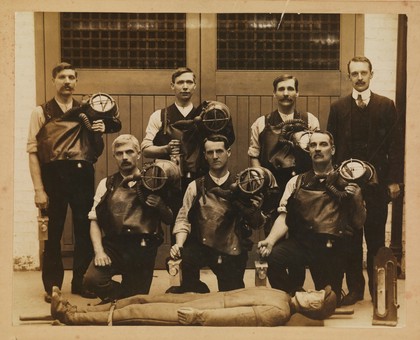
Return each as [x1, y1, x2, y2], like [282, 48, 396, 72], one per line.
[387, 183, 401, 200]
[170, 244, 183, 260]
[344, 182, 363, 200]
[258, 239, 274, 258]
[145, 194, 165, 210]
[94, 250, 112, 267]
[91, 120, 105, 133]
[34, 189, 49, 210]
[166, 139, 181, 155]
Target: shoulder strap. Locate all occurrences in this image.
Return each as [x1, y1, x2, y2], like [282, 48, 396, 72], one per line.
[294, 173, 305, 194]
[41, 102, 51, 121]
[192, 176, 206, 205]
[160, 107, 168, 135]
[299, 111, 309, 124]
[105, 173, 120, 192]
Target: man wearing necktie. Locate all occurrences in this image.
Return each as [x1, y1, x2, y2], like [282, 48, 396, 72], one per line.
[327, 56, 404, 306]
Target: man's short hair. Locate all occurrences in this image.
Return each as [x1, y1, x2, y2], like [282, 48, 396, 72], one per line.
[112, 134, 140, 154]
[273, 74, 299, 92]
[203, 134, 230, 150]
[171, 67, 196, 83]
[347, 56, 373, 73]
[310, 130, 335, 146]
[52, 62, 77, 79]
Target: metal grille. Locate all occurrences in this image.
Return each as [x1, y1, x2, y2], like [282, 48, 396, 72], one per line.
[217, 13, 340, 70]
[61, 13, 187, 69]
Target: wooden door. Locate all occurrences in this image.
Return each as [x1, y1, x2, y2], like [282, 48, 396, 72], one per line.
[38, 12, 363, 269]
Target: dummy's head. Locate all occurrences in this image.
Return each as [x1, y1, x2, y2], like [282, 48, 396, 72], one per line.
[290, 285, 337, 320]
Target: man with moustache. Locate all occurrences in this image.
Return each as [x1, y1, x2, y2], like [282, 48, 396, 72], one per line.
[327, 56, 404, 305]
[27, 62, 121, 302]
[248, 74, 320, 194]
[258, 131, 366, 300]
[168, 135, 266, 293]
[83, 135, 173, 303]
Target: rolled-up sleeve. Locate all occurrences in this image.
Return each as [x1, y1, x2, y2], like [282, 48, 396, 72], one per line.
[140, 109, 162, 152]
[248, 116, 265, 158]
[88, 178, 108, 220]
[26, 106, 45, 153]
[277, 176, 298, 214]
[172, 181, 197, 235]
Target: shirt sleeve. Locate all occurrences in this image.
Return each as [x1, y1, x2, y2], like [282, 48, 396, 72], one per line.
[277, 175, 298, 213]
[307, 112, 320, 131]
[172, 180, 197, 235]
[26, 106, 45, 153]
[88, 178, 108, 220]
[140, 109, 163, 152]
[248, 116, 265, 158]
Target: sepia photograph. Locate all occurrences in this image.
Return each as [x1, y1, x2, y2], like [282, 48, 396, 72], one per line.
[1, 1, 420, 339]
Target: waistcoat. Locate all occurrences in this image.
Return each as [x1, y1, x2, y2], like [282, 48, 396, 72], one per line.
[96, 172, 163, 238]
[36, 98, 103, 165]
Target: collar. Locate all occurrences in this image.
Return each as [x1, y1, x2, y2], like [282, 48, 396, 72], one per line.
[277, 109, 295, 121]
[54, 98, 73, 112]
[352, 88, 371, 101]
[120, 168, 141, 188]
[209, 171, 230, 186]
[175, 102, 194, 117]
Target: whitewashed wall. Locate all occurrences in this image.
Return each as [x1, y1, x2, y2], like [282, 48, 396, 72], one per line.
[14, 12, 40, 269]
[12, 13, 401, 270]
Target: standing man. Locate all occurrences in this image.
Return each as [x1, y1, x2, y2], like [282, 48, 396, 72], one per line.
[327, 56, 404, 305]
[141, 67, 199, 181]
[169, 135, 266, 293]
[248, 74, 320, 194]
[258, 131, 366, 300]
[83, 135, 173, 303]
[27, 62, 121, 302]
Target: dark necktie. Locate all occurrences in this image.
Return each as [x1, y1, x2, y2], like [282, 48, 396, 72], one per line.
[356, 94, 366, 109]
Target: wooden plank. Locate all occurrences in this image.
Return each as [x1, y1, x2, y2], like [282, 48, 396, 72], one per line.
[216, 71, 342, 96]
[237, 96, 250, 171]
[307, 97, 320, 119]
[261, 96, 274, 115]
[297, 96, 308, 114]
[130, 96, 144, 142]
[225, 96, 239, 175]
[319, 97, 333, 130]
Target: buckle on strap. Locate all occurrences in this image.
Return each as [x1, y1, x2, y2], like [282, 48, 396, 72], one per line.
[107, 300, 117, 326]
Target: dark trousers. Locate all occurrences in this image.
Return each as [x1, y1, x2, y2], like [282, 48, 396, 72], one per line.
[181, 242, 248, 292]
[267, 234, 347, 298]
[83, 236, 158, 301]
[41, 161, 94, 294]
[344, 184, 389, 297]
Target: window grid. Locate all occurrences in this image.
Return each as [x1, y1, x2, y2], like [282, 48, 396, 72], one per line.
[217, 13, 340, 70]
[61, 13, 187, 69]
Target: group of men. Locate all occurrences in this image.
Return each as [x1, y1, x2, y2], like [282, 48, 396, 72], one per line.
[27, 56, 403, 326]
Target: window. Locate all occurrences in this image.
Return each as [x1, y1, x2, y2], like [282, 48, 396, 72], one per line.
[217, 13, 340, 70]
[61, 13, 187, 69]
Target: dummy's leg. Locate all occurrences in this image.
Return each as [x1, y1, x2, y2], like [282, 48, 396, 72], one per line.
[178, 305, 289, 327]
[51, 287, 182, 325]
